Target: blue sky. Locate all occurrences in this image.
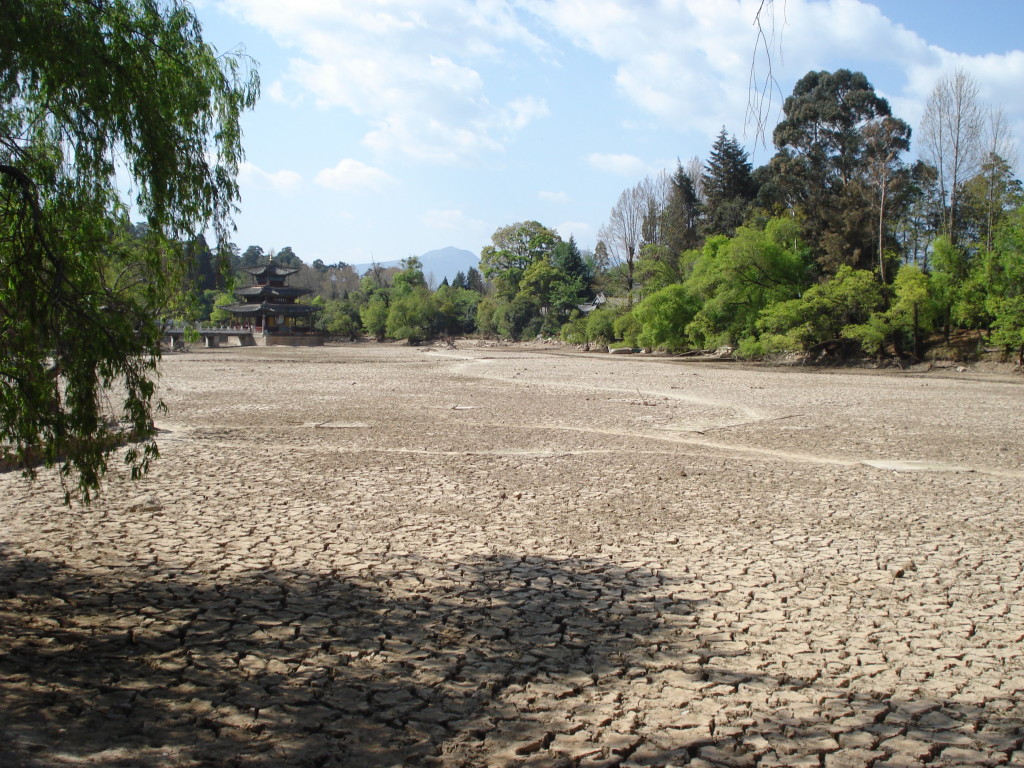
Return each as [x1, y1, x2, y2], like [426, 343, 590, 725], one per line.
[192, 0, 1024, 266]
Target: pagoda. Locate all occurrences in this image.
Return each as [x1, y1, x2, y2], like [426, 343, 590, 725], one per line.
[223, 262, 322, 343]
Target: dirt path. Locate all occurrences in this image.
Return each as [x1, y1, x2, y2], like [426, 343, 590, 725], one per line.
[1, 343, 1022, 767]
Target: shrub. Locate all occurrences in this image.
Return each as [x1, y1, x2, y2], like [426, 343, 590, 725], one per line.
[585, 307, 618, 345]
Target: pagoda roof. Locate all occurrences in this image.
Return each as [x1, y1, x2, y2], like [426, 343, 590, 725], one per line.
[234, 285, 311, 299]
[242, 262, 300, 278]
[223, 302, 318, 316]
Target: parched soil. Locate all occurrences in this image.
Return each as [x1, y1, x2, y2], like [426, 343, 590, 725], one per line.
[1, 342, 1022, 767]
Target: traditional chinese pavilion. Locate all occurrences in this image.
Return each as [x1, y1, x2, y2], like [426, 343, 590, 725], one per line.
[223, 262, 321, 343]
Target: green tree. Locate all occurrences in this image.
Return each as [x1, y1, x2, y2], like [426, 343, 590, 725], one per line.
[208, 291, 235, 324]
[684, 219, 810, 349]
[498, 294, 542, 339]
[391, 256, 427, 295]
[240, 244, 266, 268]
[551, 236, 592, 294]
[273, 246, 302, 267]
[585, 307, 619, 346]
[386, 288, 434, 345]
[474, 297, 501, 337]
[612, 312, 641, 348]
[702, 128, 757, 237]
[0, 0, 258, 501]
[433, 285, 480, 337]
[928, 234, 983, 337]
[318, 299, 361, 339]
[757, 266, 884, 354]
[987, 206, 1024, 364]
[360, 295, 389, 341]
[187, 234, 219, 291]
[887, 265, 937, 359]
[895, 161, 942, 268]
[634, 244, 685, 297]
[518, 260, 562, 309]
[663, 160, 703, 254]
[830, 267, 935, 359]
[559, 311, 588, 345]
[465, 266, 485, 293]
[480, 221, 561, 299]
[631, 284, 701, 352]
[760, 69, 910, 274]
[959, 153, 1024, 252]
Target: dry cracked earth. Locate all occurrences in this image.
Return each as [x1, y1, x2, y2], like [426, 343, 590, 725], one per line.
[1, 342, 1023, 768]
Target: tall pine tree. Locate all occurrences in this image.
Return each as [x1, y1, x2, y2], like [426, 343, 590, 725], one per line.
[702, 129, 757, 237]
[663, 161, 704, 254]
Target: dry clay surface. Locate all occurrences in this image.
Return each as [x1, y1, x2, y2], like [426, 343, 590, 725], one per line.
[1, 343, 1023, 768]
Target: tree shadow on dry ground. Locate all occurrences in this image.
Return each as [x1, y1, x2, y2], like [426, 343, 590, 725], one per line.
[0, 549, 1021, 767]
[0, 549, 696, 766]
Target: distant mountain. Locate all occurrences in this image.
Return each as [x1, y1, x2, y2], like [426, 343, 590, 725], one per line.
[349, 246, 479, 286]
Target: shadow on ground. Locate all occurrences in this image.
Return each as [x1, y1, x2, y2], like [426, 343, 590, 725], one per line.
[0, 548, 692, 766]
[1, 548, 1020, 767]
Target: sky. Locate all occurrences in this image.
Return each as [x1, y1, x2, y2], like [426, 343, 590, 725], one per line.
[191, 0, 1024, 267]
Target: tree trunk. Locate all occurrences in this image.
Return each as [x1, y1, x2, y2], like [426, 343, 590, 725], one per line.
[912, 302, 920, 361]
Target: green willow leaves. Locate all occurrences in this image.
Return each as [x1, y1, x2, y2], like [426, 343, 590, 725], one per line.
[1, 0, 258, 501]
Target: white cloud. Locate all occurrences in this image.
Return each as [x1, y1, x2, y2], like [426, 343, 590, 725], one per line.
[223, 0, 1024, 168]
[265, 79, 305, 106]
[500, 97, 550, 132]
[539, 190, 570, 204]
[526, 0, 1024, 153]
[221, 0, 550, 162]
[314, 159, 395, 192]
[420, 209, 484, 231]
[524, 0, 755, 136]
[238, 161, 302, 192]
[586, 153, 648, 176]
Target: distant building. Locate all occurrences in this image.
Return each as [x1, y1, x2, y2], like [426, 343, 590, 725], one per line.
[577, 292, 608, 314]
[223, 262, 323, 345]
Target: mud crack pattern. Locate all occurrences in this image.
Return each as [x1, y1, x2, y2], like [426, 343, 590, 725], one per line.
[1, 344, 1022, 767]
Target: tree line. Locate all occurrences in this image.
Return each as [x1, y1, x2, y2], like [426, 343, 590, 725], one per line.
[593, 68, 1024, 363]
[183, 67, 1023, 365]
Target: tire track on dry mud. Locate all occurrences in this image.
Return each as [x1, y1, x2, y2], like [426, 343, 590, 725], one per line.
[155, 350, 1024, 478]
[154, 420, 1024, 479]
[444, 352, 766, 421]
[437, 351, 1024, 478]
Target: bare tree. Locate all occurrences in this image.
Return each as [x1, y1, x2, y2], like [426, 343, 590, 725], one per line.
[684, 155, 706, 204]
[980, 107, 1019, 251]
[985, 107, 1018, 168]
[919, 68, 984, 245]
[599, 175, 668, 299]
[640, 171, 672, 248]
[863, 116, 912, 282]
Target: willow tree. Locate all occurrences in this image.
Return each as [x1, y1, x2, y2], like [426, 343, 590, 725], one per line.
[0, 0, 259, 501]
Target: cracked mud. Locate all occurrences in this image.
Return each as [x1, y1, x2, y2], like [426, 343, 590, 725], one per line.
[1, 343, 1022, 767]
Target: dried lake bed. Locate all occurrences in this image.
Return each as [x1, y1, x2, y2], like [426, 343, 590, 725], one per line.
[1, 342, 1023, 767]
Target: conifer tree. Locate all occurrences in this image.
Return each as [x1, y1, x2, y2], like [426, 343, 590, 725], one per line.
[663, 161, 704, 254]
[702, 129, 757, 237]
